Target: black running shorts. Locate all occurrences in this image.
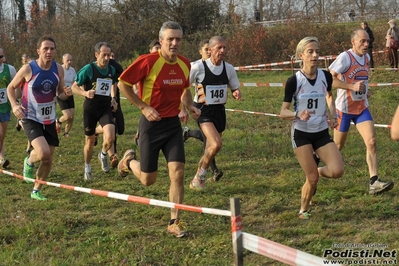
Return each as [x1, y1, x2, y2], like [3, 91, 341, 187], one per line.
[83, 105, 114, 136]
[292, 128, 333, 151]
[138, 115, 185, 173]
[22, 119, 59, 147]
[195, 103, 226, 133]
[57, 95, 75, 110]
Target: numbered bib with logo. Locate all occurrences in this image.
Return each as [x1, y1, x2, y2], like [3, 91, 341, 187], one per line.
[350, 82, 367, 101]
[351, 84, 368, 102]
[95, 78, 112, 96]
[205, 84, 227, 105]
[298, 92, 326, 116]
[36, 102, 56, 122]
[0, 88, 8, 105]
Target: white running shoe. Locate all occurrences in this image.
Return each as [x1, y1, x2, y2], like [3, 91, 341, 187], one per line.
[84, 171, 92, 181]
[98, 152, 110, 173]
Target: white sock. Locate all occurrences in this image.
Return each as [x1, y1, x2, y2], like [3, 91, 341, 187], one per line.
[85, 164, 91, 172]
[197, 167, 207, 178]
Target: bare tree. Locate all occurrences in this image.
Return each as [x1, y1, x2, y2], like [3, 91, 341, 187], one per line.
[302, 0, 318, 17]
[47, 0, 56, 19]
[14, 0, 27, 32]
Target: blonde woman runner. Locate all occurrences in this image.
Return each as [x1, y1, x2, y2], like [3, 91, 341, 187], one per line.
[280, 36, 344, 219]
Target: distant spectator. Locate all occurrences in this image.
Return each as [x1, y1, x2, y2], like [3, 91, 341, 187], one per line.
[386, 19, 399, 70]
[361, 21, 374, 69]
[254, 9, 261, 22]
[21, 54, 32, 66]
[348, 9, 355, 21]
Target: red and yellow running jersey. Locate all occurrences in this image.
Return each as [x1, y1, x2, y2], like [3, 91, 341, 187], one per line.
[119, 51, 191, 118]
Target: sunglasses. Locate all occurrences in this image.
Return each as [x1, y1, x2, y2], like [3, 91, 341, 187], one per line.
[0, 55, 4, 59]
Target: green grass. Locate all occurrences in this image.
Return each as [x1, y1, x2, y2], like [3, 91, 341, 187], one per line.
[1, 69, 399, 265]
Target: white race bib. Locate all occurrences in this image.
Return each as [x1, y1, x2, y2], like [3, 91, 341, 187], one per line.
[298, 92, 326, 116]
[36, 102, 56, 122]
[350, 81, 368, 102]
[205, 84, 228, 105]
[95, 78, 112, 96]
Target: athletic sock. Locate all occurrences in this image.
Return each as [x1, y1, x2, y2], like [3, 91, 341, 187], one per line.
[26, 157, 33, 166]
[85, 164, 91, 172]
[197, 167, 207, 178]
[370, 175, 378, 185]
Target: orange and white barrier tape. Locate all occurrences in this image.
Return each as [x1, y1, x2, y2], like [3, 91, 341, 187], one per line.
[242, 232, 339, 266]
[244, 67, 398, 71]
[226, 108, 280, 117]
[225, 108, 391, 128]
[234, 55, 337, 70]
[239, 82, 399, 87]
[234, 50, 387, 71]
[0, 169, 232, 217]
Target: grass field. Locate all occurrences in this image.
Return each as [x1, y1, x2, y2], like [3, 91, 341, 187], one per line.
[1, 69, 399, 265]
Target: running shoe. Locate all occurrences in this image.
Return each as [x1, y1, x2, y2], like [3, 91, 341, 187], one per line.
[0, 158, 9, 169]
[31, 191, 47, 201]
[299, 211, 311, 220]
[84, 171, 93, 181]
[369, 179, 394, 195]
[189, 176, 206, 191]
[182, 126, 190, 142]
[110, 154, 119, 168]
[212, 169, 223, 182]
[98, 152, 110, 173]
[167, 219, 187, 238]
[23, 156, 34, 183]
[118, 149, 136, 177]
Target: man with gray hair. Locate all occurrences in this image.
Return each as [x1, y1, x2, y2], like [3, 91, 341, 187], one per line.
[117, 21, 200, 238]
[189, 36, 242, 191]
[330, 29, 394, 195]
[72, 42, 118, 181]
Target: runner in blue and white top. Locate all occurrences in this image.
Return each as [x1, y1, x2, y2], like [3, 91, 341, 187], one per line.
[7, 36, 72, 201]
